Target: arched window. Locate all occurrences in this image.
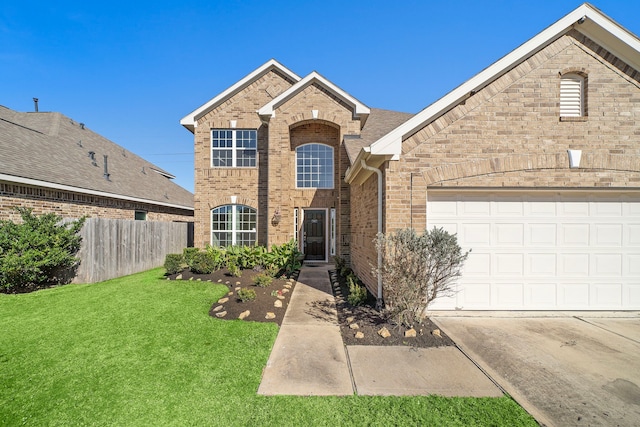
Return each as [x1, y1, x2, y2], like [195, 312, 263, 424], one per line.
[296, 143, 334, 189]
[560, 73, 585, 117]
[211, 205, 257, 247]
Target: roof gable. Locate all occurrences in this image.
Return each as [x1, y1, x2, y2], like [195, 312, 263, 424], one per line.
[180, 59, 301, 132]
[257, 71, 370, 124]
[367, 3, 640, 160]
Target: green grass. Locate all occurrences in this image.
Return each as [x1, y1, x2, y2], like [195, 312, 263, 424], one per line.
[0, 269, 537, 426]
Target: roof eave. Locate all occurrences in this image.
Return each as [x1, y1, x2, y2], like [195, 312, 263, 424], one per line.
[0, 173, 194, 212]
[258, 71, 370, 124]
[180, 59, 301, 132]
[369, 3, 640, 156]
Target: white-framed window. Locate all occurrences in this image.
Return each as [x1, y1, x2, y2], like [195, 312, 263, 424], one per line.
[296, 143, 334, 189]
[211, 129, 257, 167]
[211, 204, 257, 247]
[560, 73, 585, 117]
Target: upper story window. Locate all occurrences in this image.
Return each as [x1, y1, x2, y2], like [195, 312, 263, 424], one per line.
[211, 204, 257, 247]
[560, 73, 585, 118]
[211, 129, 257, 167]
[296, 143, 334, 189]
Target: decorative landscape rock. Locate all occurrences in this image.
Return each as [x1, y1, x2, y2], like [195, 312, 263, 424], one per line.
[346, 316, 355, 323]
[277, 295, 285, 300]
[355, 331, 364, 339]
[405, 328, 417, 338]
[217, 297, 229, 304]
[238, 310, 250, 320]
[378, 327, 391, 338]
[265, 312, 276, 320]
[432, 329, 442, 338]
[236, 281, 241, 285]
[274, 300, 283, 308]
[349, 323, 359, 330]
[282, 288, 290, 293]
[235, 287, 241, 291]
[215, 311, 227, 318]
[175, 274, 182, 280]
[212, 305, 224, 312]
[227, 292, 233, 296]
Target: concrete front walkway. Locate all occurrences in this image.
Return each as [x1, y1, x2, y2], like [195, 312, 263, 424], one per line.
[258, 264, 502, 397]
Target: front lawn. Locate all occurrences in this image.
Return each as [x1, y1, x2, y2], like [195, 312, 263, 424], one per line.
[0, 268, 536, 426]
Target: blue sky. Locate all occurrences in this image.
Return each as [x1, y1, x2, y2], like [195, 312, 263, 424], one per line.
[2, 1, 639, 193]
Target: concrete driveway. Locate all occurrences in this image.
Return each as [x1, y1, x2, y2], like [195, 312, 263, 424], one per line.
[433, 313, 640, 427]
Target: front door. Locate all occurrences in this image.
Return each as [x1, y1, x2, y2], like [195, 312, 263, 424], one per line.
[303, 210, 326, 261]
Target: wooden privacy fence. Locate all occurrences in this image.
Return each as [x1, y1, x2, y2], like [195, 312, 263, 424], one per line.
[73, 218, 189, 284]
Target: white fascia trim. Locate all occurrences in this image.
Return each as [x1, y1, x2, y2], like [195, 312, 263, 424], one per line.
[180, 59, 301, 132]
[0, 173, 194, 212]
[258, 71, 370, 119]
[148, 167, 176, 179]
[369, 4, 640, 157]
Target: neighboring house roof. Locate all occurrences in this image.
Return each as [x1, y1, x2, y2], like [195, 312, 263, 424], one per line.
[257, 71, 371, 125]
[344, 108, 414, 164]
[345, 2, 640, 184]
[0, 105, 194, 211]
[180, 59, 301, 132]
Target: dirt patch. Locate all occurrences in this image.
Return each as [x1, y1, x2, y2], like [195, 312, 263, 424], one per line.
[167, 268, 297, 326]
[329, 270, 455, 348]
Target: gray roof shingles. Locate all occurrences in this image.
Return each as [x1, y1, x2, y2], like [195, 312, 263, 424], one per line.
[344, 108, 414, 163]
[0, 105, 193, 209]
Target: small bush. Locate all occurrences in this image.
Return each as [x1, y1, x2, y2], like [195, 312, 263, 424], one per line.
[164, 254, 184, 275]
[237, 288, 256, 302]
[347, 275, 368, 306]
[333, 256, 346, 275]
[253, 273, 273, 288]
[374, 227, 470, 327]
[189, 252, 217, 274]
[0, 208, 85, 292]
[227, 262, 242, 277]
[183, 247, 200, 268]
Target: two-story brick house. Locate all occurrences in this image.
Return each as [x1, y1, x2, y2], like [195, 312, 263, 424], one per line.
[182, 3, 640, 311]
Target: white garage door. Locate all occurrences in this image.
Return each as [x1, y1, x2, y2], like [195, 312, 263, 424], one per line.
[427, 191, 640, 310]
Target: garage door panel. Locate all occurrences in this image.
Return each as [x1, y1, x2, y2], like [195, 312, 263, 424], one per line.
[628, 225, 640, 245]
[528, 253, 557, 275]
[461, 223, 490, 246]
[559, 283, 590, 307]
[627, 255, 640, 275]
[559, 224, 590, 246]
[528, 223, 557, 245]
[460, 199, 490, 216]
[461, 283, 492, 307]
[593, 283, 623, 306]
[494, 253, 524, 275]
[525, 283, 558, 307]
[593, 224, 623, 246]
[464, 252, 491, 275]
[592, 254, 622, 276]
[559, 200, 589, 216]
[427, 192, 637, 310]
[495, 223, 524, 245]
[494, 283, 524, 307]
[559, 253, 590, 275]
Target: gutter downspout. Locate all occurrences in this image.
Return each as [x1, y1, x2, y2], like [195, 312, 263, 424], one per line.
[360, 159, 383, 310]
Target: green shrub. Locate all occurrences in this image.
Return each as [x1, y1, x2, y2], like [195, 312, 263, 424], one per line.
[253, 273, 273, 288]
[164, 254, 185, 275]
[204, 245, 226, 270]
[0, 208, 85, 292]
[374, 227, 470, 327]
[227, 262, 242, 277]
[189, 251, 217, 274]
[333, 256, 346, 276]
[237, 288, 256, 302]
[183, 247, 200, 268]
[347, 275, 368, 306]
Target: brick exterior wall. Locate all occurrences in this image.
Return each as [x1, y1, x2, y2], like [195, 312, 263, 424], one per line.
[352, 31, 640, 296]
[193, 71, 363, 260]
[0, 181, 193, 222]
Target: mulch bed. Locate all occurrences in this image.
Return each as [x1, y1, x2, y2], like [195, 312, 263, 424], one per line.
[166, 268, 298, 326]
[167, 267, 453, 348]
[329, 270, 454, 348]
